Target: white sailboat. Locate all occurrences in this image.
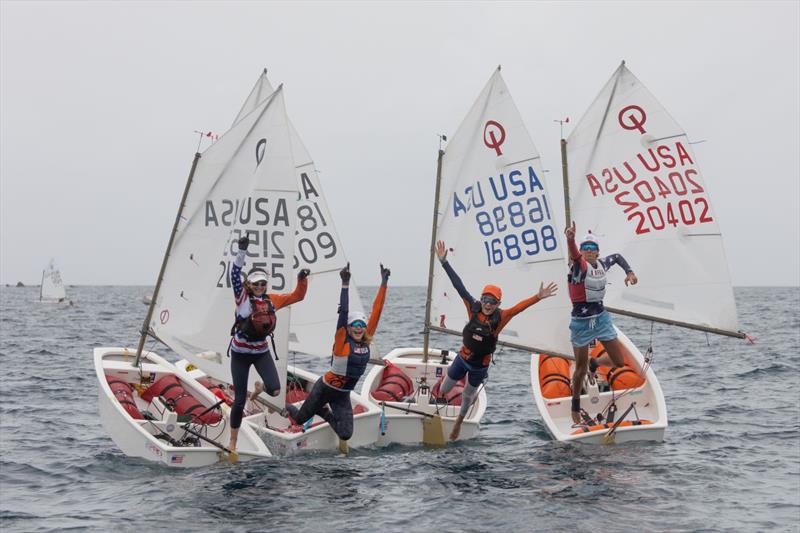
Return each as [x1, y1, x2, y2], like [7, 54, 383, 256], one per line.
[93, 83, 312, 466]
[364, 68, 564, 445]
[39, 259, 66, 303]
[531, 61, 746, 443]
[172, 70, 380, 453]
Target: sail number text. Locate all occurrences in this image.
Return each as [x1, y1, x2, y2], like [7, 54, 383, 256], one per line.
[585, 141, 714, 235]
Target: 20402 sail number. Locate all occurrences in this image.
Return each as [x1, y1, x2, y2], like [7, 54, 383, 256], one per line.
[627, 198, 713, 234]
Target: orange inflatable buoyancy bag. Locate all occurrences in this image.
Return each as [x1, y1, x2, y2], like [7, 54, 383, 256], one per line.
[539, 355, 572, 398]
[590, 343, 645, 390]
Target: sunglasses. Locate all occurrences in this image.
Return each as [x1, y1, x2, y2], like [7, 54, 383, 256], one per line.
[580, 244, 599, 252]
[349, 321, 367, 329]
[252, 281, 267, 287]
[480, 296, 499, 305]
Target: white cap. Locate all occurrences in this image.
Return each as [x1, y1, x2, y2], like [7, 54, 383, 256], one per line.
[247, 270, 268, 283]
[347, 311, 367, 326]
[580, 233, 599, 247]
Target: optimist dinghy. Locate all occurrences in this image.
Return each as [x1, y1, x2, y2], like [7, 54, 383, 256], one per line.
[362, 348, 487, 445]
[139, 71, 381, 454]
[530, 329, 667, 444]
[530, 61, 748, 443]
[95, 347, 269, 467]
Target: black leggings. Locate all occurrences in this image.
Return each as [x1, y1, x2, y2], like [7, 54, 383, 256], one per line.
[286, 377, 354, 440]
[230, 350, 280, 429]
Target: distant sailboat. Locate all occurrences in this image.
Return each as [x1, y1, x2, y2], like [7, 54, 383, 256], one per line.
[39, 259, 67, 303]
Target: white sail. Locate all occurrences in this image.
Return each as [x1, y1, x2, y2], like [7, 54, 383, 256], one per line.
[566, 63, 739, 332]
[233, 71, 364, 357]
[151, 87, 298, 408]
[40, 259, 66, 301]
[431, 68, 573, 356]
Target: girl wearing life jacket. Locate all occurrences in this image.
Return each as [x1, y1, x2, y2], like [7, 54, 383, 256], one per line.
[286, 262, 389, 452]
[435, 240, 558, 440]
[228, 235, 309, 452]
[565, 220, 638, 425]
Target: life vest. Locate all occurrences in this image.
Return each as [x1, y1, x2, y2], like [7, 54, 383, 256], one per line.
[582, 261, 607, 302]
[343, 338, 371, 390]
[234, 296, 276, 342]
[461, 302, 501, 365]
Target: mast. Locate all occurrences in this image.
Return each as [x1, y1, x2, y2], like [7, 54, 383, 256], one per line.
[422, 145, 445, 363]
[39, 269, 44, 301]
[561, 138, 570, 227]
[134, 152, 201, 367]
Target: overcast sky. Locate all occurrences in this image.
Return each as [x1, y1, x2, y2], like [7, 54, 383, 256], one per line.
[2, 1, 798, 287]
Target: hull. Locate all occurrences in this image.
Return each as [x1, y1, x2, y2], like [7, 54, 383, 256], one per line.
[362, 347, 487, 445]
[95, 347, 271, 467]
[175, 360, 381, 454]
[529, 328, 668, 444]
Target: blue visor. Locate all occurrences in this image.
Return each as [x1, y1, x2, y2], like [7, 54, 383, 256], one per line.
[580, 243, 599, 252]
[349, 320, 367, 328]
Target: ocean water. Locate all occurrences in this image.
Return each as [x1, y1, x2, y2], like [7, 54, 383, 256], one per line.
[0, 285, 798, 532]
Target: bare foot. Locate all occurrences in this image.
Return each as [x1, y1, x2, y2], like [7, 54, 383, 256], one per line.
[571, 410, 582, 424]
[248, 381, 264, 401]
[338, 439, 349, 455]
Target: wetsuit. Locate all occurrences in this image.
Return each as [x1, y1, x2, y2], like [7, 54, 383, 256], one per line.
[286, 282, 387, 440]
[229, 248, 307, 429]
[439, 260, 544, 416]
[566, 237, 632, 347]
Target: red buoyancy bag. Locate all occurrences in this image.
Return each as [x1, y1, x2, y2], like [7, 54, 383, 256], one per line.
[141, 374, 221, 424]
[539, 354, 572, 399]
[371, 363, 414, 402]
[431, 376, 465, 406]
[107, 376, 144, 420]
[197, 377, 233, 406]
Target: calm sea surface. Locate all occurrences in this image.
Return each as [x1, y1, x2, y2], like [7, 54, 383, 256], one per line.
[1, 286, 798, 532]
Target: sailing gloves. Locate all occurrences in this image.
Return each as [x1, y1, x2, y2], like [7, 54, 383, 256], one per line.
[238, 235, 249, 251]
[380, 264, 391, 285]
[340, 263, 351, 284]
[298, 268, 310, 280]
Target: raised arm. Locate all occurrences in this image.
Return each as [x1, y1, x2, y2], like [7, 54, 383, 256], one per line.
[565, 220, 581, 262]
[231, 237, 249, 305]
[366, 264, 390, 337]
[331, 263, 351, 360]
[496, 281, 558, 333]
[436, 240, 476, 308]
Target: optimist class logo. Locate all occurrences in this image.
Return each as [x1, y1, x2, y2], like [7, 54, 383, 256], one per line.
[618, 105, 647, 134]
[483, 120, 506, 156]
[159, 310, 169, 324]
